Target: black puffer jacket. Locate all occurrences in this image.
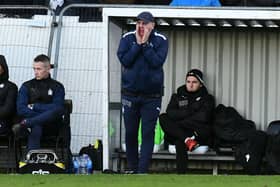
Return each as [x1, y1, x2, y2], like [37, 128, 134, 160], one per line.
[166, 85, 215, 138]
[0, 55, 17, 128]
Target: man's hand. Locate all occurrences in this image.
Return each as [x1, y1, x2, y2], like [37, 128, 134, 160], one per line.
[136, 25, 142, 45]
[141, 26, 152, 44]
[135, 21, 154, 45]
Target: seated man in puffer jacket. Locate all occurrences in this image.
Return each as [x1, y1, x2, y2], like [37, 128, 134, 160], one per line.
[0, 55, 17, 134]
[159, 69, 215, 174]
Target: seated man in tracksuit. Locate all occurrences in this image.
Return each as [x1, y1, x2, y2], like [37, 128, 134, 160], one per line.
[13, 54, 65, 151]
[159, 69, 215, 174]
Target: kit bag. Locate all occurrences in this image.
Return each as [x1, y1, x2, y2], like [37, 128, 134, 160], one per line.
[264, 120, 280, 174]
[213, 104, 256, 148]
[79, 139, 103, 171]
[234, 130, 267, 175]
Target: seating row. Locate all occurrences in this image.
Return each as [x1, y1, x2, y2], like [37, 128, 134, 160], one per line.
[0, 99, 72, 173]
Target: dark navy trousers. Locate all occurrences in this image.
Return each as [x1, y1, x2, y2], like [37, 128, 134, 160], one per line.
[26, 107, 63, 150]
[122, 95, 161, 173]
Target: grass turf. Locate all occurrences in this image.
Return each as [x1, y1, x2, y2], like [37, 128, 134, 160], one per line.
[0, 174, 279, 187]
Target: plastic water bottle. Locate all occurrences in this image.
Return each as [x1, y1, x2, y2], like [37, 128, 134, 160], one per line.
[78, 155, 87, 174]
[73, 157, 79, 174]
[86, 155, 93, 174]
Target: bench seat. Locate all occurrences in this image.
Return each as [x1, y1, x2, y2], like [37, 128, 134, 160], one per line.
[112, 149, 238, 175]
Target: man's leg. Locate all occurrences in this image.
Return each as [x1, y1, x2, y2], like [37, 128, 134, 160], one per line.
[27, 125, 42, 150]
[138, 97, 161, 173]
[159, 113, 191, 173]
[26, 106, 64, 128]
[122, 95, 140, 172]
[13, 107, 63, 139]
[175, 140, 188, 174]
[159, 113, 188, 142]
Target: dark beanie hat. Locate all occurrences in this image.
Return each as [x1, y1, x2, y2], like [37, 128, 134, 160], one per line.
[186, 69, 204, 84]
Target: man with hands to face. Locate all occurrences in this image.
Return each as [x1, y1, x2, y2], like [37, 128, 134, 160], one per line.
[117, 11, 168, 174]
[135, 16, 155, 45]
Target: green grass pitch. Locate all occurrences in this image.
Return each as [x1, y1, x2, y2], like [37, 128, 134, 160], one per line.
[0, 174, 279, 187]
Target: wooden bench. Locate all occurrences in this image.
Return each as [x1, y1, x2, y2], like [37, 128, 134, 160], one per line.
[112, 148, 238, 175]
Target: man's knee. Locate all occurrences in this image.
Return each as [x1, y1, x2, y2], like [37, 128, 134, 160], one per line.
[159, 113, 167, 121]
[159, 113, 169, 129]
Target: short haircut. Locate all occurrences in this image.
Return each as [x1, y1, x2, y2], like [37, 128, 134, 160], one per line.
[34, 54, 50, 65]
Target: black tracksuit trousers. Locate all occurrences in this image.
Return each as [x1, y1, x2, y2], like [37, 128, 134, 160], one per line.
[159, 113, 196, 174]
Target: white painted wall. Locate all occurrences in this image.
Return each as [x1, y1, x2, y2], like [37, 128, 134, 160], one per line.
[54, 18, 104, 154]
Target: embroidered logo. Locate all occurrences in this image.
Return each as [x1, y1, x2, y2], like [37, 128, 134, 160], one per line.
[178, 100, 188, 107]
[122, 98, 132, 108]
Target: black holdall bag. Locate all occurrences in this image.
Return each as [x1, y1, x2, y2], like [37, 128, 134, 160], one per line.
[266, 120, 280, 136]
[79, 139, 103, 171]
[234, 130, 267, 175]
[264, 120, 280, 174]
[265, 134, 280, 174]
[213, 104, 256, 148]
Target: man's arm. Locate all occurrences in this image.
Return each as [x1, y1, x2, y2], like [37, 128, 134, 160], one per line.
[142, 33, 168, 68]
[24, 83, 65, 126]
[166, 94, 193, 120]
[17, 85, 40, 118]
[178, 95, 215, 126]
[32, 84, 65, 114]
[117, 33, 142, 68]
[0, 83, 17, 118]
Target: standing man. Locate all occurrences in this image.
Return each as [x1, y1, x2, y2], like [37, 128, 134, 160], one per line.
[117, 11, 168, 174]
[12, 54, 65, 151]
[159, 69, 215, 174]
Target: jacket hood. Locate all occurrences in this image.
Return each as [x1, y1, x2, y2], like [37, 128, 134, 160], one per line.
[0, 55, 9, 82]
